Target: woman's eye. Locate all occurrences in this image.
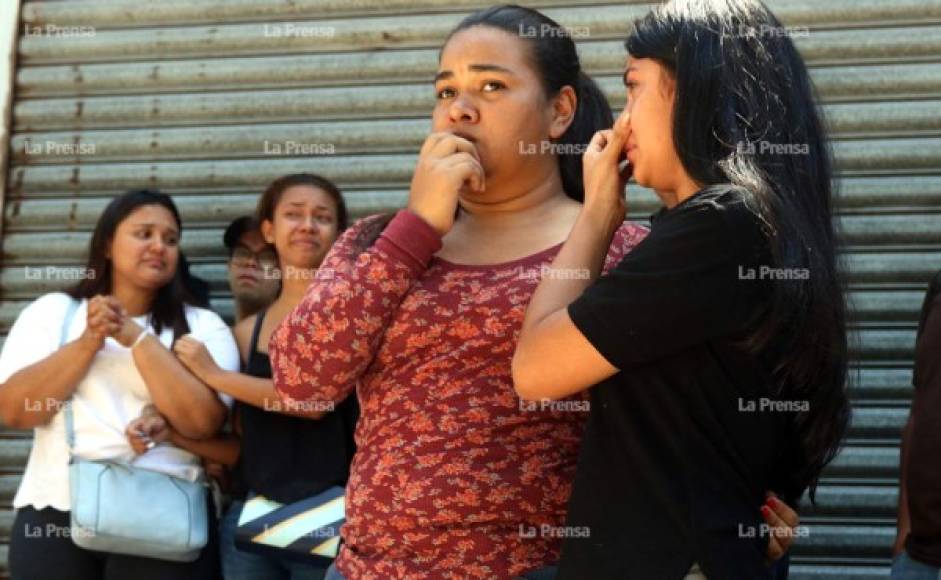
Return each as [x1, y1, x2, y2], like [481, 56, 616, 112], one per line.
[436, 86, 455, 99]
[317, 215, 332, 224]
[286, 212, 299, 218]
[166, 237, 179, 246]
[482, 81, 504, 92]
[135, 230, 149, 239]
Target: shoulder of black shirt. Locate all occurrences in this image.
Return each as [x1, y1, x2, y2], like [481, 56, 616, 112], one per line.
[649, 184, 767, 249]
[649, 183, 754, 221]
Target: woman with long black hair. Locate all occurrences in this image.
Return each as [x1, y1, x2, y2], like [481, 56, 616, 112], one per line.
[271, 4, 799, 579]
[0, 190, 239, 579]
[513, 0, 850, 578]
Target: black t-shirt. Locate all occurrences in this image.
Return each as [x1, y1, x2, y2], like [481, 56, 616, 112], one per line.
[905, 271, 941, 566]
[558, 185, 797, 579]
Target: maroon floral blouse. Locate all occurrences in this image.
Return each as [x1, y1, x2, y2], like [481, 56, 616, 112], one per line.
[271, 209, 649, 579]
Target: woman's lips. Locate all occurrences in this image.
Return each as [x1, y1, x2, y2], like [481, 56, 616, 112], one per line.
[450, 130, 476, 143]
[619, 144, 636, 178]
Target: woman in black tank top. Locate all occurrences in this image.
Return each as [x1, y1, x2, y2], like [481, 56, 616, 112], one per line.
[171, 174, 358, 579]
[235, 307, 358, 504]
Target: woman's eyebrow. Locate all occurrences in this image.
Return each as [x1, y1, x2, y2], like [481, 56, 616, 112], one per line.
[434, 64, 515, 82]
[132, 221, 179, 235]
[468, 63, 514, 75]
[284, 201, 332, 210]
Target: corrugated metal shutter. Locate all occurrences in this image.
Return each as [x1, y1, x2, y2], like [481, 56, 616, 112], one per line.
[1, 0, 939, 577]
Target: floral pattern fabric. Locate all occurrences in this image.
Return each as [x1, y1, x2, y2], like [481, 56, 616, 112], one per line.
[271, 210, 649, 579]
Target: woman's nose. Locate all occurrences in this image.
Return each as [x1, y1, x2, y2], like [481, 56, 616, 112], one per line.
[449, 96, 479, 124]
[149, 238, 168, 253]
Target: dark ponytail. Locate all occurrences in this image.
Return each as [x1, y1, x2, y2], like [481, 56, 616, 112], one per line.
[448, 4, 613, 201]
[558, 72, 614, 201]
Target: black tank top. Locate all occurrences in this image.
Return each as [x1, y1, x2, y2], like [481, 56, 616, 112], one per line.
[234, 309, 359, 504]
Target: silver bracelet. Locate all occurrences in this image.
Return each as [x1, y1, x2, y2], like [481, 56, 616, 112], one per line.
[131, 329, 149, 349]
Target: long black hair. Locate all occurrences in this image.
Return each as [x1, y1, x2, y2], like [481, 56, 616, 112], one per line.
[626, 0, 849, 499]
[448, 4, 612, 201]
[66, 189, 197, 344]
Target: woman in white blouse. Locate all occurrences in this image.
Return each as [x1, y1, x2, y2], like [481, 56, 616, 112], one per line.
[0, 190, 239, 580]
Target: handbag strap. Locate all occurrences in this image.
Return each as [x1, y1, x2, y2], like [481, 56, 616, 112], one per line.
[59, 299, 80, 452]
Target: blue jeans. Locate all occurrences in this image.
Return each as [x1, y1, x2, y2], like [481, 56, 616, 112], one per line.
[323, 563, 557, 579]
[324, 563, 344, 580]
[220, 499, 327, 580]
[518, 565, 558, 579]
[892, 550, 941, 580]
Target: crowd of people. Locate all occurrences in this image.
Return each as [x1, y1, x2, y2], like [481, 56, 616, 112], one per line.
[3, 0, 929, 578]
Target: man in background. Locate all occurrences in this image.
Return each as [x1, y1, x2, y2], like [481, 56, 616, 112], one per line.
[224, 216, 280, 323]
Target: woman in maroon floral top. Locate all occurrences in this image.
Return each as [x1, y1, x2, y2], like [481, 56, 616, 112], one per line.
[270, 6, 797, 579]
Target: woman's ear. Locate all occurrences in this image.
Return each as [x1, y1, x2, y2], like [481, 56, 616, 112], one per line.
[260, 219, 275, 244]
[549, 85, 577, 140]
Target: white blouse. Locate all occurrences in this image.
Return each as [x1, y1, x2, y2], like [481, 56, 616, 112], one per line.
[0, 292, 240, 511]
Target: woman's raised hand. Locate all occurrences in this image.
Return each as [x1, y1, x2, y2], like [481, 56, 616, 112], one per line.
[103, 296, 145, 348]
[81, 295, 122, 351]
[582, 112, 630, 226]
[407, 132, 484, 236]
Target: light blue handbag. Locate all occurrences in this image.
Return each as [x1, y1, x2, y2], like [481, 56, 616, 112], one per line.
[60, 299, 209, 562]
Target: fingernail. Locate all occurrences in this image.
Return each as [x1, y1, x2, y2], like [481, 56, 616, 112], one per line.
[760, 505, 772, 517]
[767, 497, 779, 508]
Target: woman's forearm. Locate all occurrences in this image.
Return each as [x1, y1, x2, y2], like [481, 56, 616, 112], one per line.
[168, 430, 241, 466]
[203, 369, 328, 419]
[271, 211, 440, 406]
[133, 335, 226, 439]
[513, 206, 623, 401]
[520, 207, 618, 335]
[0, 335, 99, 429]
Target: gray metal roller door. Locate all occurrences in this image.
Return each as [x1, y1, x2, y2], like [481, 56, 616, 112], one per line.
[1, 0, 940, 577]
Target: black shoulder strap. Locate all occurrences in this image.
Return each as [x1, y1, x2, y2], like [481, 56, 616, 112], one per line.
[248, 308, 268, 354]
